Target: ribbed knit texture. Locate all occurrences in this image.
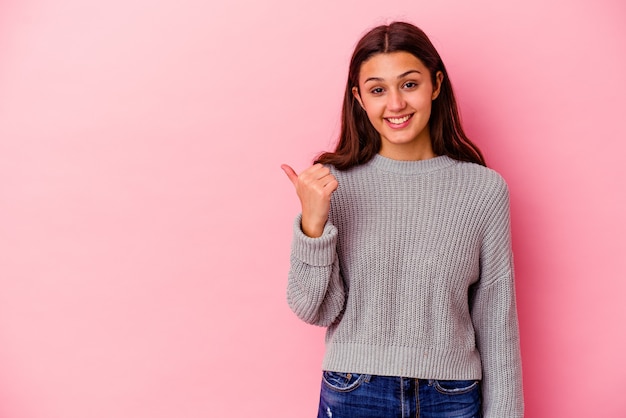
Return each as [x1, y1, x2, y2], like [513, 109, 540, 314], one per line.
[287, 154, 524, 417]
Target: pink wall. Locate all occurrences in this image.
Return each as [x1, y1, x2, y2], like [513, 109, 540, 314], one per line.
[1, 0, 625, 416]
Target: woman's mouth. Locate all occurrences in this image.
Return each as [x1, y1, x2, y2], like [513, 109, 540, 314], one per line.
[385, 114, 413, 128]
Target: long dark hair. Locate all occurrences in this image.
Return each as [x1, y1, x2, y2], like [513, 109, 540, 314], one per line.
[316, 22, 486, 169]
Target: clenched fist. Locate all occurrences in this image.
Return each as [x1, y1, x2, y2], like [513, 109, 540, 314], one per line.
[281, 163, 338, 238]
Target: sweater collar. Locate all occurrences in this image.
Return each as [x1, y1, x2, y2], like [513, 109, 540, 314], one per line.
[369, 153, 457, 175]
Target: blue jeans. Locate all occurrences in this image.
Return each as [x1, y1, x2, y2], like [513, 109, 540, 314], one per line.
[318, 372, 481, 418]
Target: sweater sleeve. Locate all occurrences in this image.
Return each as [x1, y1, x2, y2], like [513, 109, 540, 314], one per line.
[471, 179, 524, 417]
[286, 214, 346, 327]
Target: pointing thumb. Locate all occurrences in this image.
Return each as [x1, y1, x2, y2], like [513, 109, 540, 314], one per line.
[281, 164, 298, 186]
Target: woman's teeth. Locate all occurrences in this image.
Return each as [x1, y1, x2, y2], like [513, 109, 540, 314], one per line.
[387, 115, 411, 124]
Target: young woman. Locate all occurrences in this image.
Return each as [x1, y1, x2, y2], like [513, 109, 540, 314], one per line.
[281, 22, 523, 418]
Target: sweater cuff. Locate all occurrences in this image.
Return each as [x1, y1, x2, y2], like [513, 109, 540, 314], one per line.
[291, 214, 337, 266]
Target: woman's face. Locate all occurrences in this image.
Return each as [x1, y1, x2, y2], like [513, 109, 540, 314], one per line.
[353, 52, 443, 160]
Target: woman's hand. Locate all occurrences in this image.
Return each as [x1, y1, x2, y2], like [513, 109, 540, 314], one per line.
[281, 163, 338, 238]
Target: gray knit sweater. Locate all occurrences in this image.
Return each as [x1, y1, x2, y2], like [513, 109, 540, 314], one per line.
[287, 154, 523, 417]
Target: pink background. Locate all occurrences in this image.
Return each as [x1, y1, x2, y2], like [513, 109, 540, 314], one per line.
[1, 0, 625, 417]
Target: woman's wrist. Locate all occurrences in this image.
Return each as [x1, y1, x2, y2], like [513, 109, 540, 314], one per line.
[301, 215, 326, 238]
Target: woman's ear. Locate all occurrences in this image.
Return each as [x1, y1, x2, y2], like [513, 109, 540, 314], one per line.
[352, 86, 364, 109]
[432, 71, 444, 100]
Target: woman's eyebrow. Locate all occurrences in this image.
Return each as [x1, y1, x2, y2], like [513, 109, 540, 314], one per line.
[363, 69, 422, 84]
[397, 69, 421, 78]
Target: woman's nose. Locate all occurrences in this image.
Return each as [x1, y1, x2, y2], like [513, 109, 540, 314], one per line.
[387, 89, 406, 111]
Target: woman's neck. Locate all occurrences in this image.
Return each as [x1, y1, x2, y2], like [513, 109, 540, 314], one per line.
[378, 139, 436, 161]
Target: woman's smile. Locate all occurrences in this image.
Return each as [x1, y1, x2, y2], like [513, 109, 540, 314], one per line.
[385, 113, 413, 128]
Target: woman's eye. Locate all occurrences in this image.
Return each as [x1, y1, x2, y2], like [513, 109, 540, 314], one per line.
[403, 82, 418, 89]
[370, 87, 384, 95]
